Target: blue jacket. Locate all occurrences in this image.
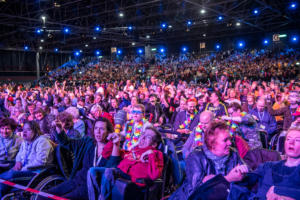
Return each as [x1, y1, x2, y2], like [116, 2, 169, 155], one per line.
[249, 109, 277, 135]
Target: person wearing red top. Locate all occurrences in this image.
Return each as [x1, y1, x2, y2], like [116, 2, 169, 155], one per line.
[87, 127, 164, 200]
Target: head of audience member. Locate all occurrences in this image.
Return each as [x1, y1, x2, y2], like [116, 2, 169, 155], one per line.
[197, 95, 206, 107]
[15, 98, 22, 108]
[139, 93, 146, 102]
[27, 103, 36, 114]
[90, 104, 103, 119]
[35, 100, 43, 108]
[0, 118, 17, 139]
[131, 104, 145, 123]
[34, 108, 46, 121]
[65, 107, 80, 122]
[209, 91, 221, 104]
[110, 98, 119, 109]
[138, 127, 162, 149]
[63, 96, 71, 106]
[288, 91, 299, 106]
[199, 111, 214, 132]
[131, 96, 139, 107]
[256, 98, 266, 112]
[187, 98, 197, 115]
[57, 112, 74, 131]
[247, 94, 255, 106]
[94, 93, 102, 104]
[22, 121, 43, 142]
[227, 103, 242, 117]
[284, 127, 300, 166]
[78, 97, 85, 107]
[229, 89, 237, 99]
[179, 98, 187, 111]
[205, 120, 231, 157]
[93, 117, 113, 144]
[149, 94, 158, 106]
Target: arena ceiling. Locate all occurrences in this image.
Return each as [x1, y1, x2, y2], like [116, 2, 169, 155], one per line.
[0, 0, 299, 53]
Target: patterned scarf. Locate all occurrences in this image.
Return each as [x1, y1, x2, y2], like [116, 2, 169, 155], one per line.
[194, 124, 204, 147]
[124, 118, 146, 151]
[179, 110, 198, 129]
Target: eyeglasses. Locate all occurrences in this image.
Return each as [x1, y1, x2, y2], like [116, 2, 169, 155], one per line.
[131, 110, 143, 114]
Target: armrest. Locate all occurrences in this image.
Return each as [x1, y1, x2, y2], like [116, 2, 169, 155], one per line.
[27, 164, 57, 171]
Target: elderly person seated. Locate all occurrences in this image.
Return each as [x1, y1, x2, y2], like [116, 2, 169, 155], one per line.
[170, 120, 248, 200]
[87, 127, 164, 200]
[0, 118, 23, 173]
[64, 106, 85, 137]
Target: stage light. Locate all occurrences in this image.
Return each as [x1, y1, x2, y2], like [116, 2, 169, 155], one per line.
[168, 25, 172, 28]
[119, 12, 124, 17]
[146, 35, 150, 39]
[187, 21, 192, 26]
[63, 27, 70, 34]
[54, 48, 59, 52]
[36, 28, 42, 34]
[181, 46, 187, 52]
[253, 9, 259, 15]
[238, 41, 245, 48]
[215, 44, 221, 50]
[39, 46, 43, 50]
[161, 23, 167, 29]
[132, 42, 136, 46]
[117, 49, 122, 55]
[40, 39, 44, 43]
[74, 51, 80, 56]
[200, 9, 206, 14]
[41, 15, 46, 21]
[290, 2, 297, 9]
[263, 39, 269, 45]
[128, 26, 133, 30]
[85, 44, 89, 47]
[137, 48, 143, 54]
[95, 50, 101, 56]
[95, 26, 101, 32]
[159, 48, 165, 53]
[236, 22, 241, 26]
[24, 46, 29, 51]
[218, 16, 223, 21]
[291, 35, 298, 43]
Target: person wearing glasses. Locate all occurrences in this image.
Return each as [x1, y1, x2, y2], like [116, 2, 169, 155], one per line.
[121, 104, 152, 151]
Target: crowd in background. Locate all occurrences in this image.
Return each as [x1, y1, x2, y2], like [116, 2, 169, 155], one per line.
[0, 48, 299, 200]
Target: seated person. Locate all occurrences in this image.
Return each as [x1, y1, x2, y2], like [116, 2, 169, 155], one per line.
[87, 127, 164, 200]
[145, 94, 164, 127]
[55, 111, 82, 141]
[230, 126, 300, 200]
[222, 102, 262, 149]
[0, 118, 23, 172]
[173, 98, 199, 135]
[182, 111, 214, 159]
[0, 121, 54, 197]
[205, 91, 228, 117]
[169, 120, 248, 200]
[64, 106, 86, 137]
[37, 117, 117, 200]
[121, 104, 152, 151]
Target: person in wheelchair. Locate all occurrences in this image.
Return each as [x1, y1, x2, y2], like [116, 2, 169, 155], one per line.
[0, 121, 54, 197]
[169, 120, 248, 200]
[0, 118, 23, 173]
[36, 117, 117, 200]
[87, 127, 164, 200]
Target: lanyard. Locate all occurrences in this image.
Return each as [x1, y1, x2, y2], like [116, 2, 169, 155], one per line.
[93, 146, 102, 167]
[257, 111, 264, 122]
[23, 142, 33, 166]
[0, 137, 9, 159]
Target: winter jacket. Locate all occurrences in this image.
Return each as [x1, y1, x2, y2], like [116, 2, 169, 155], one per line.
[169, 147, 242, 200]
[15, 135, 54, 171]
[117, 146, 164, 186]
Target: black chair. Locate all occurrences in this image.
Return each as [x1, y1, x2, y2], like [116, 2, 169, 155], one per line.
[258, 129, 268, 149]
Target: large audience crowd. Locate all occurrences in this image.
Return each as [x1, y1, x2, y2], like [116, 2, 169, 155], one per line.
[0, 48, 299, 200]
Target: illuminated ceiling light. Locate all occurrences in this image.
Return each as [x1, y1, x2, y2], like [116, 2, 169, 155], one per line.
[40, 39, 44, 43]
[119, 12, 124, 17]
[146, 35, 150, 39]
[200, 9, 206, 14]
[131, 42, 136, 46]
[236, 22, 241, 26]
[39, 46, 43, 50]
[93, 37, 97, 40]
[85, 44, 89, 47]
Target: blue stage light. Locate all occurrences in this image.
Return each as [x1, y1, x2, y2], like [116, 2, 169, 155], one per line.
[117, 49, 122, 55]
[218, 16, 223, 21]
[159, 48, 165, 53]
[95, 50, 101, 56]
[238, 41, 245, 48]
[64, 28, 70, 34]
[291, 35, 298, 43]
[24, 46, 29, 51]
[290, 2, 297, 9]
[137, 49, 143, 54]
[161, 23, 167, 29]
[263, 39, 269, 45]
[74, 51, 80, 56]
[187, 21, 192, 26]
[253, 9, 259, 15]
[36, 28, 42, 34]
[54, 48, 59, 52]
[215, 44, 221, 50]
[128, 26, 133, 30]
[181, 46, 187, 52]
[95, 26, 101, 32]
